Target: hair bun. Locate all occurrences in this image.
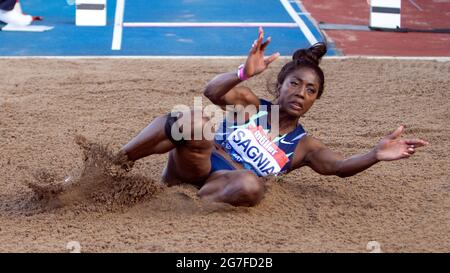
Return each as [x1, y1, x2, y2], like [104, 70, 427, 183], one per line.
[292, 42, 327, 65]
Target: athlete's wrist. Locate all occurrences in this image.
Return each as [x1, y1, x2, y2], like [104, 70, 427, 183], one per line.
[369, 148, 381, 163]
[237, 64, 249, 81]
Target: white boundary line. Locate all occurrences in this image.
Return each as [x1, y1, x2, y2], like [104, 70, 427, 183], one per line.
[295, 0, 331, 41]
[123, 22, 298, 28]
[0, 56, 449, 61]
[408, 0, 423, 12]
[279, 0, 318, 45]
[111, 0, 125, 50]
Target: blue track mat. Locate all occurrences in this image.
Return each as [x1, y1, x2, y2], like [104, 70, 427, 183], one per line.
[0, 0, 336, 56]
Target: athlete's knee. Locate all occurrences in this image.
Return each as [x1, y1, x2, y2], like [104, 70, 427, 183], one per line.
[188, 110, 211, 140]
[234, 172, 265, 206]
[164, 110, 214, 146]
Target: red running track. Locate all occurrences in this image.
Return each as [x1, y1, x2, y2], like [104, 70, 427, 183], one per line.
[301, 0, 450, 56]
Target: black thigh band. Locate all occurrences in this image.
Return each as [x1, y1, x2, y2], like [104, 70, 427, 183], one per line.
[164, 112, 185, 145]
[0, 0, 16, 11]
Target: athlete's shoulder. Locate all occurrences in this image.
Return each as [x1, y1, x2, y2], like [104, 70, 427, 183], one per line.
[298, 135, 327, 153]
[259, 98, 272, 106]
[289, 135, 322, 170]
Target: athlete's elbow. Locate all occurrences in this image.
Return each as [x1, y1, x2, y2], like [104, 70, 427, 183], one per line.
[316, 169, 349, 178]
[336, 171, 352, 178]
[327, 160, 351, 178]
[334, 160, 357, 178]
[203, 83, 217, 102]
[334, 163, 352, 178]
[203, 85, 212, 99]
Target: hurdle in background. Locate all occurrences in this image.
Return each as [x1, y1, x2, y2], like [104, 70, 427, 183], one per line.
[369, 0, 401, 29]
[76, 0, 107, 26]
[318, 0, 402, 31]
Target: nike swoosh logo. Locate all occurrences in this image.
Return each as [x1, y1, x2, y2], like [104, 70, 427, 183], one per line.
[280, 139, 294, 145]
[272, 134, 287, 143]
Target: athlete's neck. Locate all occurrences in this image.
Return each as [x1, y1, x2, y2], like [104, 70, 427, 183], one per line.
[269, 108, 299, 136]
[280, 109, 300, 134]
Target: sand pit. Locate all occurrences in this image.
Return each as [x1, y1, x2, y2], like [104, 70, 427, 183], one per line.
[26, 134, 160, 212]
[0, 58, 449, 252]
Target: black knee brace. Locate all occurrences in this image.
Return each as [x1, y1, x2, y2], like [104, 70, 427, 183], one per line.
[164, 112, 185, 145]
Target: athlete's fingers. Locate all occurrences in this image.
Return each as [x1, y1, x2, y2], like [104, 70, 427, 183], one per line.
[405, 139, 429, 147]
[250, 39, 258, 53]
[402, 152, 411, 158]
[256, 26, 264, 49]
[261, 36, 272, 51]
[264, 52, 280, 66]
[387, 125, 404, 140]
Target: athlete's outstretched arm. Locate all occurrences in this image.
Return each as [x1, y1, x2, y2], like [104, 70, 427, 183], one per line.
[293, 126, 428, 178]
[203, 27, 279, 108]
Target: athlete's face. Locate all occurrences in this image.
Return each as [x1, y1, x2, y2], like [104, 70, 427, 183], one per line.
[277, 67, 320, 117]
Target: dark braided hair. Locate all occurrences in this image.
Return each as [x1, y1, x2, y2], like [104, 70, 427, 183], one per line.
[276, 42, 327, 98]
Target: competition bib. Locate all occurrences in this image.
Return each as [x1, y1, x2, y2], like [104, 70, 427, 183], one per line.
[224, 125, 289, 176]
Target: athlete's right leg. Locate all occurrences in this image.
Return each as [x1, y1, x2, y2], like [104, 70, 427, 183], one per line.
[120, 114, 176, 161]
[161, 110, 215, 185]
[118, 110, 215, 186]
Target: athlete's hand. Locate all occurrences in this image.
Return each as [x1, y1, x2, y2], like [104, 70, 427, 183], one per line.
[243, 27, 280, 78]
[374, 125, 428, 161]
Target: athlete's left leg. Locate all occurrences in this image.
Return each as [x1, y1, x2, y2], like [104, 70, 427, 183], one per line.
[197, 169, 265, 207]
